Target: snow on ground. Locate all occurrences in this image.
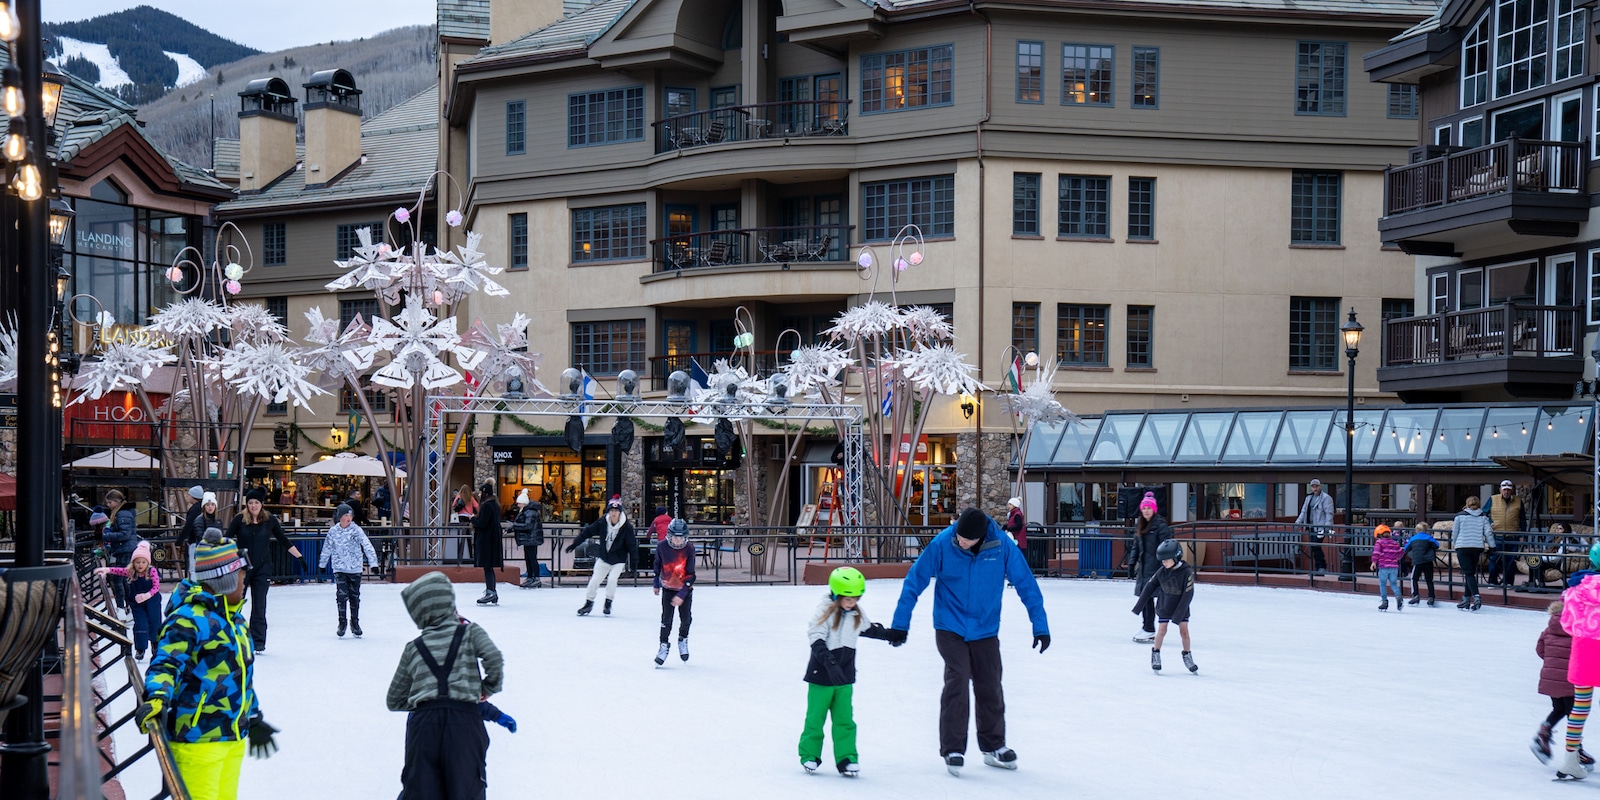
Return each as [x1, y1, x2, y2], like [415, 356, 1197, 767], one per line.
[55, 37, 132, 89]
[163, 52, 207, 88]
[106, 579, 1559, 798]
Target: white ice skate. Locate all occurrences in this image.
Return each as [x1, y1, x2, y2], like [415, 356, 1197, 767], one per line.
[944, 753, 964, 776]
[801, 759, 820, 774]
[654, 642, 670, 666]
[983, 747, 1018, 770]
[1132, 629, 1155, 643]
[1556, 747, 1590, 781]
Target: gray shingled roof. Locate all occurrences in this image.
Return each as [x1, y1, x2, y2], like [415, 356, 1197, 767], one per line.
[439, 0, 491, 41]
[466, 0, 638, 64]
[215, 85, 439, 214]
[211, 138, 305, 183]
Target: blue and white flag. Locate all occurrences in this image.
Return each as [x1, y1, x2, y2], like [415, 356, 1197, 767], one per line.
[881, 387, 894, 417]
[580, 370, 596, 425]
[689, 359, 710, 391]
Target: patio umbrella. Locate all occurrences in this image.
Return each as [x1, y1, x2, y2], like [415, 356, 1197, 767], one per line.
[293, 452, 407, 478]
[68, 448, 160, 470]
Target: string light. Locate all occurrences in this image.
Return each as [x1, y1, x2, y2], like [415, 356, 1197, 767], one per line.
[2, 65, 23, 118]
[1438, 431, 1445, 441]
[12, 162, 41, 201]
[1465, 431, 1471, 440]
[3, 118, 23, 162]
[1492, 427, 1499, 438]
[0, 3, 18, 44]
[1549, 419, 1555, 430]
[1522, 423, 1528, 435]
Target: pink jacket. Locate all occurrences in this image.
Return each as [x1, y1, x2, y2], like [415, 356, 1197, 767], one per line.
[1371, 536, 1402, 569]
[1562, 575, 1600, 686]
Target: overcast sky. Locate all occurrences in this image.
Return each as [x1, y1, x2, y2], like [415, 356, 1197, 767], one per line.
[47, 1, 437, 52]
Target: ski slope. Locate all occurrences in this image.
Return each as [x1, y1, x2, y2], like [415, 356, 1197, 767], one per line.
[56, 37, 132, 89]
[163, 51, 207, 88]
[103, 579, 1558, 798]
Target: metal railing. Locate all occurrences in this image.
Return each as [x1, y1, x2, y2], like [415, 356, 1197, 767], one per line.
[1384, 137, 1586, 216]
[652, 99, 852, 153]
[649, 224, 854, 273]
[1382, 303, 1582, 366]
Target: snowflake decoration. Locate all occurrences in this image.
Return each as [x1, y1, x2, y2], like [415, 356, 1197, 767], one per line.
[1005, 365, 1076, 427]
[899, 305, 954, 342]
[367, 299, 475, 390]
[225, 303, 290, 346]
[825, 301, 903, 343]
[146, 298, 228, 341]
[0, 312, 16, 392]
[884, 344, 988, 396]
[436, 232, 509, 304]
[325, 227, 406, 306]
[69, 341, 177, 404]
[689, 359, 765, 422]
[217, 341, 327, 409]
[460, 313, 546, 396]
[778, 344, 854, 395]
[300, 306, 376, 389]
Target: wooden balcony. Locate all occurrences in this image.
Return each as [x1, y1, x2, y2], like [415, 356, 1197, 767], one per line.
[1377, 303, 1585, 401]
[651, 100, 850, 154]
[1379, 139, 1589, 255]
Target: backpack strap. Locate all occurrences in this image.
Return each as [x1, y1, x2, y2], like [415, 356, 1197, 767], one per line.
[413, 624, 469, 700]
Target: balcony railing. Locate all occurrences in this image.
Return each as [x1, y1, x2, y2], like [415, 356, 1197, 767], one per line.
[1382, 303, 1581, 366]
[649, 224, 854, 274]
[651, 100, 852, 153]
[648, 350, 794, 391]
[1384, 138, 1586, 216]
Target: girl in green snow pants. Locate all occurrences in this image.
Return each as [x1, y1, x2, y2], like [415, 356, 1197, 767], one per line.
[799, 567, 894, 776]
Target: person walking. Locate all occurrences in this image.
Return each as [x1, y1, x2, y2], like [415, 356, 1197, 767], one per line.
[1129, 492, 1173, 644]
[1002, 497, 1026, 548]
[568, 496, 638, 617]
[1405, 522, 1441, 606]
[510, 490, 545, 589]
[1295, 479, 1334, 575]
[180, 492, 222, 572]
[1485, 479, 1524, 587]
[226, 487, 302, 653]
[653, 518, 696, 665]
[1452, 495, 1495, 611]
[650, 505, 673, 542]
[798, 567, 895, 777]
[102, 489, 140, 614]
[472, 482, 504, 606]
[180, 484, 205, 549]
[884, 507, 1050, 776]
[319, 503, 379, 637]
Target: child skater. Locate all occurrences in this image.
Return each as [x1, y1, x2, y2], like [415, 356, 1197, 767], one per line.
[1405, 522, 1440, 606]
[95, 540, 163, 660]
[653, 518, 697, 665]
[1534, 598, 1594, 769]
[1132, 539, 1198, 674]
[799, 566, 894, 777]
[319, 503, 379, 638]
[1370, 523, 1403, 612]
[1555, 543, 1600, 780]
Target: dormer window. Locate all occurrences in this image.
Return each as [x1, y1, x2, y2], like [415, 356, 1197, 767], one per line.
[1494, 0, 1549, 98]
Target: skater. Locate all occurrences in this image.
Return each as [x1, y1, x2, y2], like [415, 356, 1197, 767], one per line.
[95, 540, 164, 659]
[227, 487, 303, 652]
[1131, 539, 1198, 674]
[1003, 497, 1026, 549]
[318, 503, 379, 637]
[1295, 478, 1334, 575]
[1370, 524, 1403, 612]
[1554, 543, 1600, 780]
[1451, 495, 1494, 611]
[799, 566, 895, 777]
[472, 482, 503, 606]
[885, 507, 1050, 775]
[1534, 598, 1594, 769]
[1128, 492, 1172, 643]
[510, 490, 545, 589]
[178, 492, 222, 573]
[567, 496, 638, 616]
[139, 531, 279, 799]
[650, 505, 672, 542]
[178, 485, 206, 557]
[1405, 522, 1440, 606]
[387, 571, 505, 800]
[653, 518, 697, 664]
[102, 489, 140, 614]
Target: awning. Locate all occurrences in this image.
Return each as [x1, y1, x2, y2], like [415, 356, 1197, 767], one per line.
[1491, 454, 1595, 489]
[68, 448, 159, 470]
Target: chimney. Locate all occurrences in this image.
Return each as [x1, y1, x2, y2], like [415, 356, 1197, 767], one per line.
[237, 77, 297, 193]
[491, 0, 566, 46]
[302, 69, 363, 188]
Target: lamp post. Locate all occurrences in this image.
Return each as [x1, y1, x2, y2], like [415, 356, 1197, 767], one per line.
[1340, 308, 1364, 582]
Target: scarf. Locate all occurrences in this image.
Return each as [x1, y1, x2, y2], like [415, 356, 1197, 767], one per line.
[605, 512, 626, 550]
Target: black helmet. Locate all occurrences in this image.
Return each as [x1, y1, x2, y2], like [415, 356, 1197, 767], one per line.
[667, 518, 689, 538]
[1156, 540, 1182, 562]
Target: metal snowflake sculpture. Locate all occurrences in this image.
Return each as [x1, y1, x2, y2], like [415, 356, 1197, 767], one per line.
[460, 313, 545, 396]
[325, 226, 406, 306]
[898, 305, 955, 343]
[690, 358, 766, 422]
[1005, 364, 1075, 428]
[218, 341, 327, 409]
[225, 303, 290, 346]
[68, 341, 177, 404]
[885, 344, 989, 397]
[146, 297, 228, 341]
[300, 306, 375, 389]
[778, 343, 854, 396]
[0, 312, 16, 392]
[436, 232, 510, 305]
[367, 298, 476, 390]
[824, 300, 903, 343]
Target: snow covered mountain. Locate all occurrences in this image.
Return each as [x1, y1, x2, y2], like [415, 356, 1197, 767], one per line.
[44, 6, 257, 104]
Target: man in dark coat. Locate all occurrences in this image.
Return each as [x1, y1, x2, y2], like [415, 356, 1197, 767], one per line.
[472, 482, 504, 606]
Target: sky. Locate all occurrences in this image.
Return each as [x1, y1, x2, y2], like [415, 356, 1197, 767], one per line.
[46, 1, 437, 52]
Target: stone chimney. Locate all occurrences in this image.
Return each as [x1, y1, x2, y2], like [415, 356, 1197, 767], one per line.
[237, 77, 297, 193]
[301, 69, 363, 188]
[491, 0, 567, 46]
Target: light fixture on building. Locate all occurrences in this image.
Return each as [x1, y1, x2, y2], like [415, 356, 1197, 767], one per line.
[559, 367, 582, 400]
[1340, 309, 1364, 358]
[12, 161, 41, 201]
[616, 368, 639, 402]
[40, 62, 64, 129]
[665, 370, 690, 403]
[766, 374, 790, 414]
[959, 392, 976, 420]
[330, 424, 343, 446]
[503, 368, 526, 400]
[55, 265, 68, 302]
[48, 197, 73, 248]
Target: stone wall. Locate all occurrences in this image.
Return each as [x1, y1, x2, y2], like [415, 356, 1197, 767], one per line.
[619, 439, 644, 517]
[732, 453, 768, 527]
[472, 435, 492, 494]
[955, 431, 1015, 520]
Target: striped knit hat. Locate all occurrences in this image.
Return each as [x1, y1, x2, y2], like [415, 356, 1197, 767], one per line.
[193, 530, 245, 580]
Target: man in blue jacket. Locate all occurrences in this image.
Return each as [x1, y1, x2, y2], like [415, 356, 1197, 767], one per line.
[885, 507, 1050, 776]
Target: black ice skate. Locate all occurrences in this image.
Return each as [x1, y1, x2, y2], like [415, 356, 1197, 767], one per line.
[337, 618, 347, 638]
[1408, 594, 1420, 606]
[1456, 596, 1471, 609]
[476, 590, 498, 606]
[1378, 598, 1389, 611]
[678, 637, 690, 662]
[655, 642, 670, 666]
[350, 618, 363, 637]
[603, 599, 613, 616]
[838, 759, 859, 777]
[1533, 722, 1553, 764]
[982, 747, 1018, 769]
[1470, 595, 1483, 611]
[944, 753, 964, 776]
[577, 600, 594, 616]
[1151, 648, 1162, 672]
[1182, 651, 1198, 673]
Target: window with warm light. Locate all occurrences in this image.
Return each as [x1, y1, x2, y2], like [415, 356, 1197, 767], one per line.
[1062, 44, 1113, 106]
[571, 204, 646, 262]
[862, 175, 954, 240]
[861, 45, 953, 113]
[1057, 304, 1109, 366]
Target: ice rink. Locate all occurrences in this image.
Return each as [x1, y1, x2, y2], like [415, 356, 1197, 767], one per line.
[106, 577, 1560, 798]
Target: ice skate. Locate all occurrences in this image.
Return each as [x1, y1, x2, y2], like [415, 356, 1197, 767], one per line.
[519, 577, 540, 589]
[1151, 648, 1162, 672]
[1456, 596, 1471, 609]
[577, 599, 594, 616]
[1378, 598, 1388, 611]
[1395, 597, 1402, 612]
[1532, 722, 1553, 764]
[1133, 629, 1155, 643]
[1470, 595, 1482, 611]
[476, 589, 498, 606]
[604, 599, 613, 616]
[337, 618, 346, 638]
[801, 759, 820, 774]
[1581, 749, 1594, 770]
[654, 642, 670, 665]
[678, 637, 690, 662]
[1427, 598, 1436, 607]
[944, 753, 963, 776]
[350, 618, 363, 637]
[983, 747, 1018, 769]
[1183, 651, 1198, 673]
[1407, 594, 1420, 606]
[838, 759, 859, 777]
[1556, 746, 1589, 780]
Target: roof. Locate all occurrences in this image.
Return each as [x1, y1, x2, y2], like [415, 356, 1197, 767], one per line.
[211, 137, 305, 183]
[866, 0, 1435, 14]
[439, 0, 491, 40]
[215, 84, 440, 215]
[464, 0, 638, 65]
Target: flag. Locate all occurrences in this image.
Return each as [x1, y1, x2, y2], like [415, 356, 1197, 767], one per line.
[689, 359, 710, 390]
[347, 409, 361, 443]
[1005, 355, 1023, 393]
[880, 386, 894, 417]
[464, 369, 479, 398]
[580, 370, 596, 426]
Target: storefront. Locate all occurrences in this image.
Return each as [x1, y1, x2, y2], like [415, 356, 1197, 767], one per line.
[643, 436, 737, 523]
[798, 435, 959, 528]
[488, 437, 613, 525]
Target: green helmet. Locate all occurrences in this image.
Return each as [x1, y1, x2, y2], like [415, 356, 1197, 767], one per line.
[1589, 541, 1600, 570]
[828, 566, 866, 598]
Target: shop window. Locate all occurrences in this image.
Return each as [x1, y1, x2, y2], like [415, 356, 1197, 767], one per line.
[1189, 483, 1270, 520]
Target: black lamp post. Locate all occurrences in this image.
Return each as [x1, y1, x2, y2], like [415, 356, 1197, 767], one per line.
[1340, 308, 1364, 582]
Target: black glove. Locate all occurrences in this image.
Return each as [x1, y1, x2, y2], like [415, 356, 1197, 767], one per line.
[859, 622, 891, 641]
[247, 715, 279, 759]
[564, 541, 578, 553]
[1032, 634, 1050, 653]
[882, 628, 907, 647]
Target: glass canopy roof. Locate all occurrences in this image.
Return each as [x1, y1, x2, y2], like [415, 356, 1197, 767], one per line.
[1023, 403, 1592, 469]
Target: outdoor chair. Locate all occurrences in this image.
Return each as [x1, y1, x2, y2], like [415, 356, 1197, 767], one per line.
[666, 125, 696, 150]
[804, 234, 834, 262]
[667, 243, 696, 270]
[820, 110, 847, 136]
[701, 119, 727, 145]
[701, 240, 732, 267]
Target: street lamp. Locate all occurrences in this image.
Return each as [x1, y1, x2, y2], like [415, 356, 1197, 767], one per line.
[47, 196, 71, 248]
[959, 392, 977, 420]
[39, 61, 62, 130]
[1340, 308, 1364, 581]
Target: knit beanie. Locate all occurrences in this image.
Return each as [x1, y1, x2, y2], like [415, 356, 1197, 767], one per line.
[955, 507, 988, 540]
[130, 540, 152, 565]
[202, 491, 217, 508]
[245, 487, 267, 504]
[189, 485, 205, 501]
[88, 506, 109, 526]
[335, 503, 353, 522]
[1139, 492, 1159, 513]
[193, 530, 245, 580]
[516, 490, 530, 506]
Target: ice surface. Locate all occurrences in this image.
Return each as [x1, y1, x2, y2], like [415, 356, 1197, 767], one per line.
[55, 37, 132, 89]
[163, 52, 207, 88]
[105, 579, 1559, 798]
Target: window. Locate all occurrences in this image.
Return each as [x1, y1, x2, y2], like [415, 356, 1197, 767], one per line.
[1555, 1, 1587, 81]
[1127, 305, 1154, 368]
[1462, 13, 1491, 107]
[571, 204, 647, 263]
[1494, 0, 1549, 98]
[1012, 303, 1039, 355]
[508, 213, 528, 270]
[1387, 84, 1418, 119]
[1381, 298, 1415, 321]
[1132, 47, 1159, 108]
[1289, 297, 1339, 371]
[341, 385, 389, 413]
[1062, 44, 1114, 106]
[336, 222, 383, 260]
[567, 86, 645, 147]
[1013, 173, 1040, 235]
[264, 296, 288, 326]
[572, 320, 646, 375]
[1127, 177, 1155, 240]
[1058, 175, 1110, 238]
[710, 86, 739, 108]
[1290, 170, 1341, 245]
[860, 45, 954, 113]
[262, 222, 286, 266]
[339, 298, 379, 330]
[505, 101, 525, 155]
[1460, 117, 1485, 148]
[664, 88, 696, 118]
[862, 175, 955, 240]
[1016, 41, 1043, 103]
[1057, 304, 1109, 366]
[925, 302, 954, 326]
[1587, 251, 1600, 324]
[1295, 41, 1347, 116]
